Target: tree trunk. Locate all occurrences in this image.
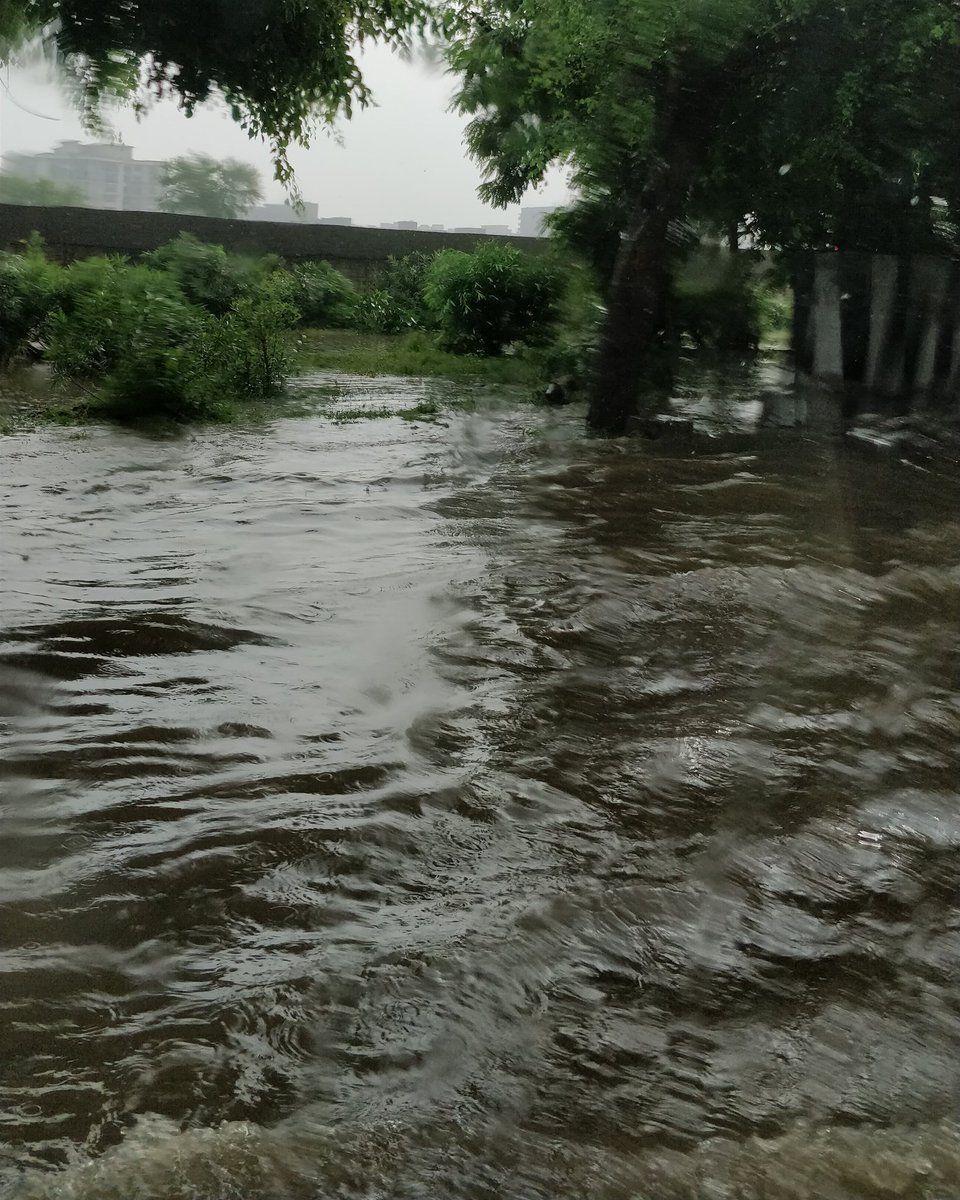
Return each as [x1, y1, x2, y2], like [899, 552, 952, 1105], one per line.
[587, 201, 675, 434]
[587, 107, 704, 434]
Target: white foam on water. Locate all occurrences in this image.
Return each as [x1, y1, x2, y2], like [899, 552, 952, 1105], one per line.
[5, 1114, 959, 1200]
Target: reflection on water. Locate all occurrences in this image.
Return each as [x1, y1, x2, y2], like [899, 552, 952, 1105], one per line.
[1, 368, 959, 1198]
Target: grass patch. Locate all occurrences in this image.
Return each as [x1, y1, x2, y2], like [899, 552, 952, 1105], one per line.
[314, 398, 460, 425]
[296, 328, 544, 386]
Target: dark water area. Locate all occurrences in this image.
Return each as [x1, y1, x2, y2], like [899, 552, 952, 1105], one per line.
[1, 365, 959, 1198]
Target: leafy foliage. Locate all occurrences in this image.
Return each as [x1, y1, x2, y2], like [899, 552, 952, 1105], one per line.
[673, 249, 761, 353]
[144, 234, 274, 315]
[0, 172, 86, 207]
[0, 236, 298, 421]
[195, 290, 296, 400]
[424, 244, 562, 355]
[443, 0, 960, 428]
[44, 260, 196, 378]
[349, 254, 436, 333]
[159, 155, 263, 219]
[278, 260, 358, 327]
[1, 1, 430, 184]
[379, 254, 437, 329]
[102, 292, 294, 421]
[351, 290, 418, 334]
[0, 235, 63, 363]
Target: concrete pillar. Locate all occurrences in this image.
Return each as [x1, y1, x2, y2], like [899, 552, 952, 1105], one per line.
[864, 255, 898, 392]
[811, 254, 844, 383]
[948, 314, 960, 406]
[913, 258, 951, 397]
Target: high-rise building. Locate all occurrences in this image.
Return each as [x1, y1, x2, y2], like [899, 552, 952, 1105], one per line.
[3, 141, 163, 211]
[518, 205, 560, 238]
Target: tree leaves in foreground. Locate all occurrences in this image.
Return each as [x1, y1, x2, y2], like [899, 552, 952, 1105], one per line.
[159, 155, 263, 220]
[0, 0, 431, 184]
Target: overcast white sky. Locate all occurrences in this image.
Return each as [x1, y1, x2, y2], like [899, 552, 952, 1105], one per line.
[0, 43, 570, 229]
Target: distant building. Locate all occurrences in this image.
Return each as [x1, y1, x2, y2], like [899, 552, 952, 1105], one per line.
[380, 220, 419, 230]
[518, 205, 560, 238]
[3, 141, 163, 211]
[318, 216, 353, 226]
[482, 224, 514, 236]
[452, 226, 484, 235]
[247, 201, 319, 224]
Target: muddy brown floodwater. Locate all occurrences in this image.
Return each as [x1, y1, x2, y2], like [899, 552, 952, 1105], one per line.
[1, 365, 959, 1199]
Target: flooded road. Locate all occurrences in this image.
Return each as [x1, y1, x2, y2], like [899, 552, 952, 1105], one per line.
[1, 371, 959, 1198]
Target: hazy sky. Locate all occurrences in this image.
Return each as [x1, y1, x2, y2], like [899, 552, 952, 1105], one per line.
[0, 44, 570, 228]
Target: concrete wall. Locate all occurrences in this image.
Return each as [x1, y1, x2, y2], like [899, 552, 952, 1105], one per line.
[0, 204, 547, 283]
[794, 251, 959, 411]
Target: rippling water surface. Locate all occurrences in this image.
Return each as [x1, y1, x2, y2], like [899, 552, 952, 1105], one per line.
[1, 370, 959, 1198]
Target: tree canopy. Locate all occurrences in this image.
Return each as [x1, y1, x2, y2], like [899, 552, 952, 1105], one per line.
[159, 155, 263, 220]
[0, 171, 86, 206]
[443, 0, 959, 428]
[0, 0, 431, 183]
[447, 0, 960, 255]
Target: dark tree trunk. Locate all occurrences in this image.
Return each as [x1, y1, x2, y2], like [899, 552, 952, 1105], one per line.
[587, 95, 706, 434]
[587, 200, 675, 434]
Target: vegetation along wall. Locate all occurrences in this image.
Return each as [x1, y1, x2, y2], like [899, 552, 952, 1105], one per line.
[0, 203, 548, 283]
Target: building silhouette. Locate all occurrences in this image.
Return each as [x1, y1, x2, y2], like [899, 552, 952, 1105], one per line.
[3, 141, 163, 211]
[518, 205, 560, 238]
[247, 201, 319, 224]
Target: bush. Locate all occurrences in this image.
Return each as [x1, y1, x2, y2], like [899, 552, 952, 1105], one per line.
[198, 289, 296, 399]
[143, 234, 274, 315]
[351, 288, 421, 335]
[100, 319, 212, 421]
[277, 260, 357, 327]
[424, 245, 563, 355]
[0, 236, 298, 422]
[378, 253, 436, 329]
[99, 292, 295, 422]
[45, 259, 193, 378]
[0, 237, 64, 364]
[672, 249, 762, 352]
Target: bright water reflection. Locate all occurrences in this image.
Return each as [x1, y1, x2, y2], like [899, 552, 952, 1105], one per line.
[1, 369, 958, 1198]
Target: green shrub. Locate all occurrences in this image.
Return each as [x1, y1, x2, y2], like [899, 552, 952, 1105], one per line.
[57, 255, 185, 311]
[376, 252, 436, 330]
[277, 260, 357, 327]
[672, 249, 762, 352]
[198, 289, 296, 398]
[45, 259, 193, 378]
[99, 292, 295, 422]
[0, 237, 64, 364]
[346, 253, 437, 334]
[143, 234, 272, 315]
[424, 245, 563, 355]
[350, 288, 422, 335]
[100, 321, 213, 421]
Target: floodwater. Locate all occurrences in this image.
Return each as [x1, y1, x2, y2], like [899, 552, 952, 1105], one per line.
[1, 365, 959, 1199]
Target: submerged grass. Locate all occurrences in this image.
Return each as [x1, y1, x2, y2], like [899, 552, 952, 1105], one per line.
[296, 328, 545, 386]
[1, 329, 541, 433]
[314, 398, 464, 425]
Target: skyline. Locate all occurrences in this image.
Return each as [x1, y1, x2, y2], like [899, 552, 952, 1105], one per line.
[0, 43, 571, 229]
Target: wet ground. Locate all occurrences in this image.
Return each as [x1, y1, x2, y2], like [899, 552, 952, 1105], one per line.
[1, 363, 959, 1198]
